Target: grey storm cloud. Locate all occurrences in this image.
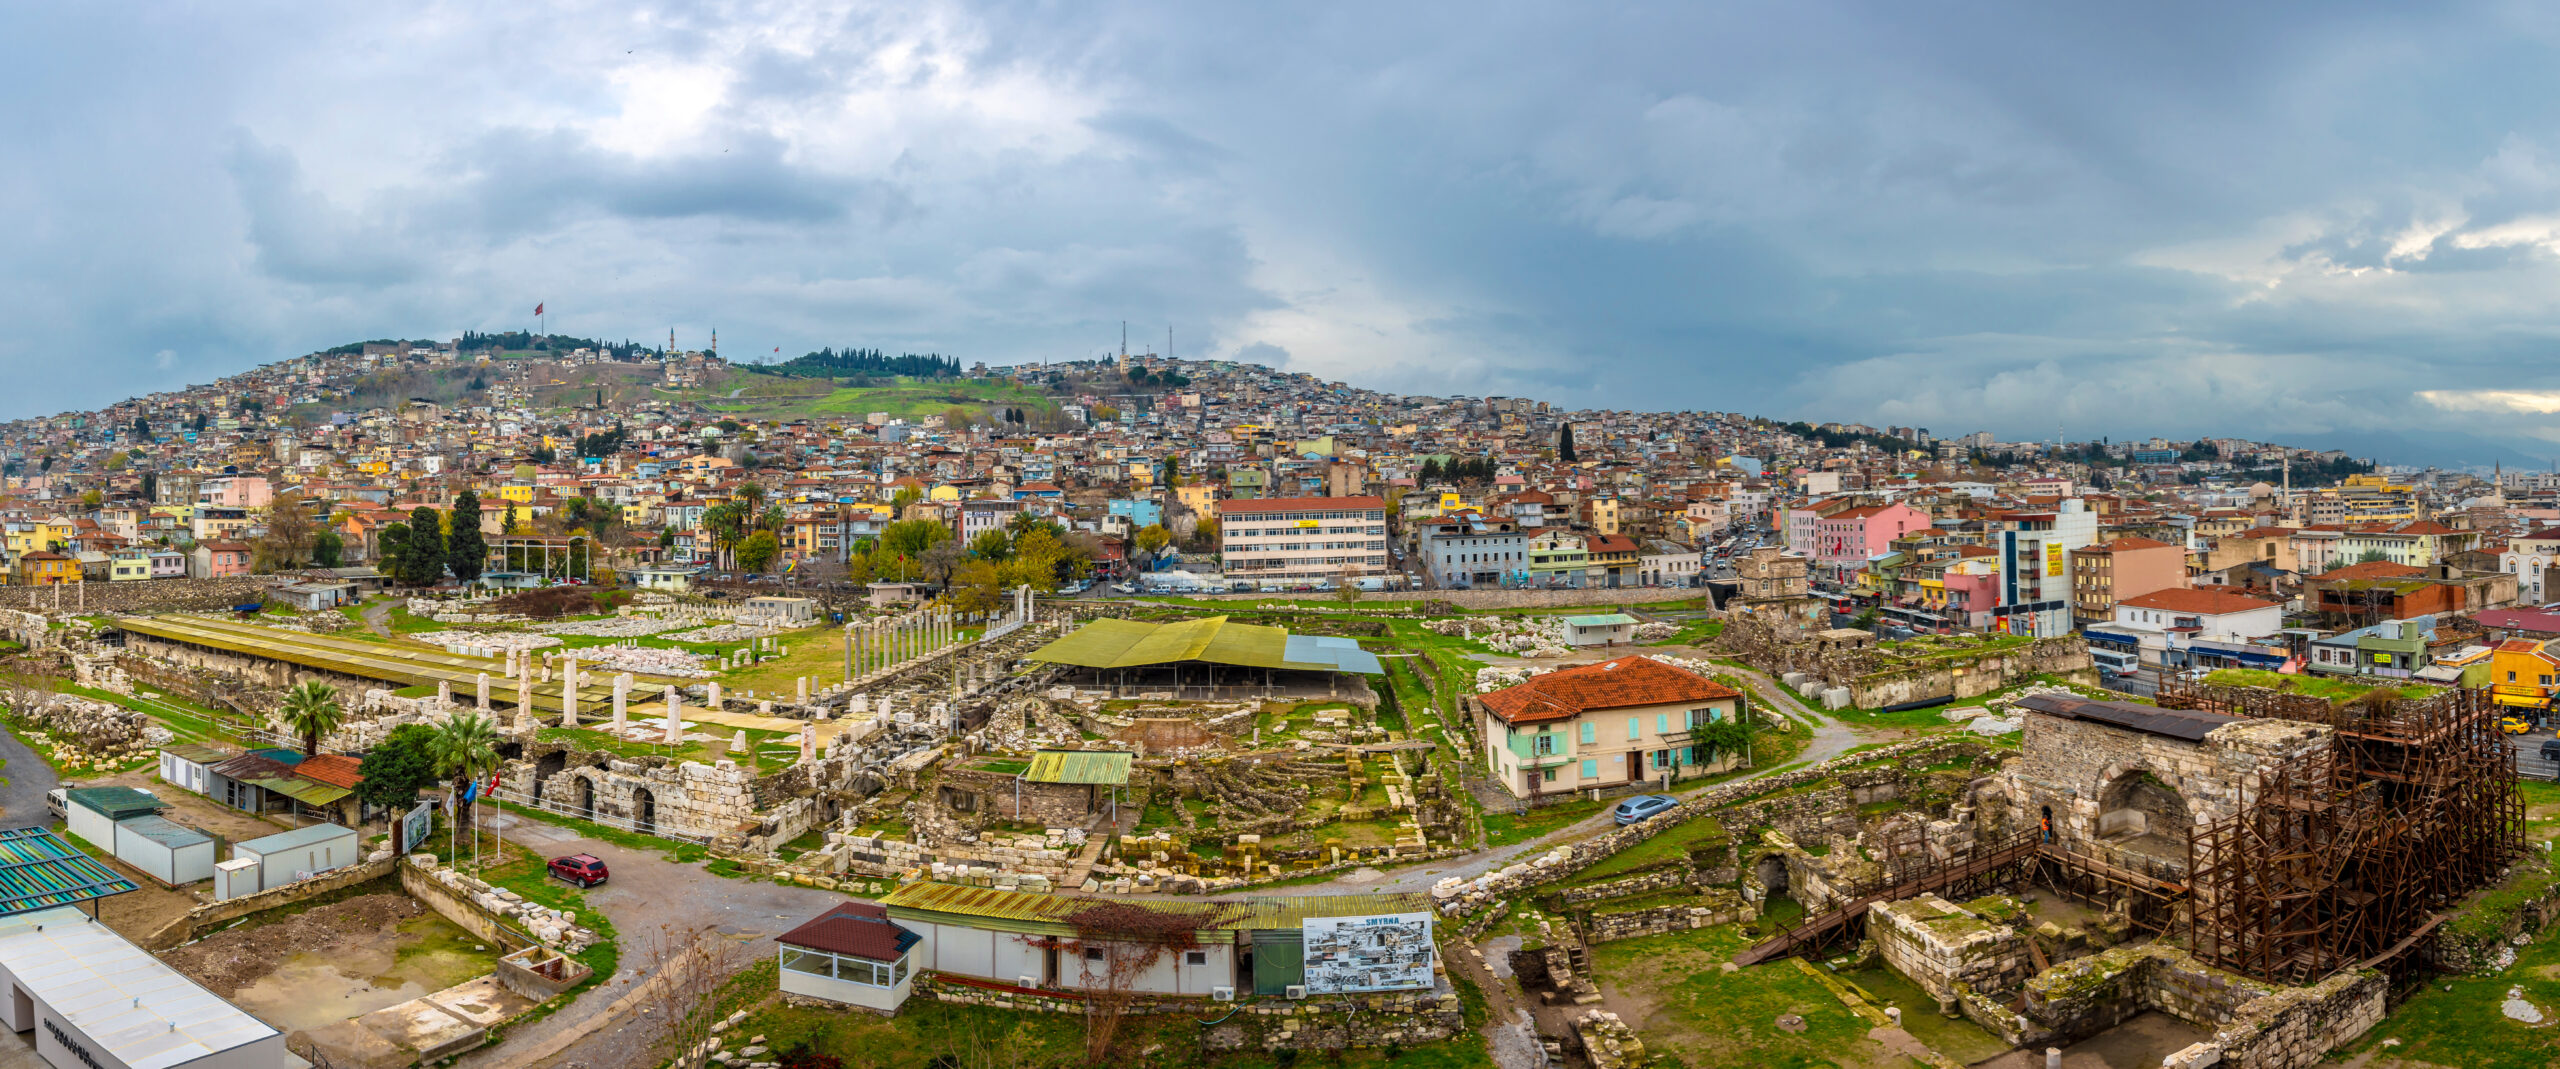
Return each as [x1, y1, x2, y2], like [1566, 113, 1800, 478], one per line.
[10, 1, 2560, 462]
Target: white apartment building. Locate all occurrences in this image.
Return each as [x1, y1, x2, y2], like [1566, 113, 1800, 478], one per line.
[1219, 496, 1389, 585]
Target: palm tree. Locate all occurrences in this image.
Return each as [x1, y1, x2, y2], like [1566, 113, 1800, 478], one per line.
[278, 681, 344, 756]
[430, 711, 504, 823]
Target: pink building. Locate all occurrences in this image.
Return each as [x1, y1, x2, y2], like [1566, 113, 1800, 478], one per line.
[190, 541, 252, 578]
[1814, 502, 1929, 568]
[196, 475, 272, 509]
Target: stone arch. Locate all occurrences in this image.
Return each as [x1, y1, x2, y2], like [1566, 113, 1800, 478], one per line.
[573, 772, 598, 820]
[1754, 853, 1790, 896]
[530, 751, 567, 803]
[2095, 767, 2191, 841]
[632, 785, 657, 834]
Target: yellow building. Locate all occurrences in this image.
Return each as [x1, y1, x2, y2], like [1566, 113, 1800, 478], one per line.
[2491, 639, 2560, 711]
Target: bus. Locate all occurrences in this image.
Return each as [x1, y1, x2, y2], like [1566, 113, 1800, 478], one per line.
[2089, 648, 2142, 676]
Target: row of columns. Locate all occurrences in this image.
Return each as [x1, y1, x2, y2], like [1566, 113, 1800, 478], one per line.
[842, 608, 957, 681]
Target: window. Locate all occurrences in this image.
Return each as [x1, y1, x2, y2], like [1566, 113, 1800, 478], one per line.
[1533, 733, 1556, 756]
[1185, 951, 1209, 966]
[1085, 948, 1107, 963]
[1579, 721, 1596, 745]
[1627, 717, 1641, 741]
[1542, 768, 1557, 783]
[1657, 713, 1669, 733]
[1580, 759, 1599, 779]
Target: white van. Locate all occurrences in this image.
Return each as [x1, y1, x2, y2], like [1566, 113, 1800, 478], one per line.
[2090, 649, 2141, 675]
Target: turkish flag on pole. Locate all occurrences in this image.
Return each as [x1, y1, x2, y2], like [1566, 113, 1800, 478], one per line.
[533, 302, 544, 316]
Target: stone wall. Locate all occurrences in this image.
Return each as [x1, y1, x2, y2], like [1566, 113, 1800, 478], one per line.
[152, 859, 400, 949]
[1434, 737, 1992, 915]
[1845, 637, 2098, 708]
[1583, 890, 1752, 943]
[400, 855, 600, 955]
[916, 975, 1465, 1052]
[8, 576, 274, 615]
[1870, 893, 2033, 1009]
[1558, 869, 1695, 907]
[2005, 942, 2376, 1067]
[1994, 709, 2331, 881]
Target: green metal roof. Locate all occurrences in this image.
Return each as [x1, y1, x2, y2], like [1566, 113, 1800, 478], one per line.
[62, 787, 166, 821]
[160, 743, 234, 765]
[880, 882, 1428, 936]
[0, 828, 136, 915]
[1028, 616, 1347, 671]
[235, 774, 351, 807]
[1022, 750, 1132, 786]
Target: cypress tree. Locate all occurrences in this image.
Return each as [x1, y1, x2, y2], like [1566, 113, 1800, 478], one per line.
[448, 492, 487, 583]
[1559, 423, 1577, 462]
[407, 506, 446, 584]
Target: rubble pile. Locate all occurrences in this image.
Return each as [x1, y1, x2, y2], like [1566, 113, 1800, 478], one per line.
[412, 858, 600, 954]
[665, 622, 780, 644]
[575, 645, 716, 678]
[1428, 616, 1573, 657]
[539, 615, 685, 638]
[5, 692, 161, 772]
[410, 631, 563, 655]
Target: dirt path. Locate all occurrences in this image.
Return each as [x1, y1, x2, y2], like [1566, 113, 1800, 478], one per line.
[453, 811, 844, 1069]
[360, 600, 395, 640]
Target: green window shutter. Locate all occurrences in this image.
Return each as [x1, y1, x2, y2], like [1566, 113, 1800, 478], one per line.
[1580, 721, 1595, 745]
[1580, 759, 1598, 779]
[1657, 713, 1668, 733]
[1627, 716, 1640, 741]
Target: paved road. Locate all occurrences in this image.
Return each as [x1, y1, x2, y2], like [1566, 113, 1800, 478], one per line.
[455, 811, 844, 1069]
[0, 726, 59, 830]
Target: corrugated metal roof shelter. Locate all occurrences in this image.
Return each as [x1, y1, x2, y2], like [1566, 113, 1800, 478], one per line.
[114, 816, 210, 851]
[882, 881, 1427, 937]
[0, 905, 282, 1068]
[62, 787, 166, 822]
[2013, 693, 2237, 742]
[0, 828, 137, 915]
[1028, 616, 1383, 673]
[1022, 750, 1133, 786]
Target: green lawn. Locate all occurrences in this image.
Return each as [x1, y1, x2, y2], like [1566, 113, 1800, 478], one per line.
[2202, 667, 2439, 703]
[1484, 798, 1604, 847]
[1572, 814, 1730, 885]
[1585, 923, 1889, 1068]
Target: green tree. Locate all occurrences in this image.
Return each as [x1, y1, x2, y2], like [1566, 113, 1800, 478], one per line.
[1558, 422, 1577, 462]
[278, 681, 344, 756]
[737, 530, 781, 573]
[312, 529, 344, 568]
[357, 723, 439, 816]
[968, 528, 1012, 561]
[379, 523, 413, 584]
[406, 505, 446, 583]
[430, 712, 503, 824]
[448, 490, 487, 583]
[1159, 454, 1181, 489]
[881, 518, 950, 558]
[1134, 524, 1172, 556]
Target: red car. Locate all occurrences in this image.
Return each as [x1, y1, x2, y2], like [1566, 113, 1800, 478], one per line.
[548, 854, 608, 888]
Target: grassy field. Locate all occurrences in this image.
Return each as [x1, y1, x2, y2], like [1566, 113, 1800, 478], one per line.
[2202, 667, 2439, 703]
[1585, 922, 1894, 1068]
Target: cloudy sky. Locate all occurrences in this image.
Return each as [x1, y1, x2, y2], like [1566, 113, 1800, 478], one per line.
[10, 2, 2560, 460]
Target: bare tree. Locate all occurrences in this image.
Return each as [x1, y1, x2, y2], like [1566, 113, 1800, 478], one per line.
[643, 924, 754, 1069]
[1060, 902, 1230, 1065]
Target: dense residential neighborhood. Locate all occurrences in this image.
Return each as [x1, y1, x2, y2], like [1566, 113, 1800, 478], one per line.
[0, 338, 2555, 1069]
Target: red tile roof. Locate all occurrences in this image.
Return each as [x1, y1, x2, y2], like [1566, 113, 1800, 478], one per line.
[295, 754, 365, 789]
[2116, 588, 2281, 615]
[1479, 655, 1739, 725]
[778, 902, 919, 962]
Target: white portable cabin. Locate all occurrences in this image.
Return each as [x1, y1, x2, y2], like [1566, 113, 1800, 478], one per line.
[0, 906, 285, 1069]
[111, 815, 216, 886]
[229, 823, 358, 894]
[59, 787, 164, 851]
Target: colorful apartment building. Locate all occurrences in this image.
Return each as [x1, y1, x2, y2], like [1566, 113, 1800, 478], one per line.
[1217, 496, 1389, 585]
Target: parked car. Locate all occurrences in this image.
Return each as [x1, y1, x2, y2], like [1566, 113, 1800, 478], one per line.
[548, 854, 609, 888]
[2543, 739, 2560, 765]
[1613, 795, 1678, 825]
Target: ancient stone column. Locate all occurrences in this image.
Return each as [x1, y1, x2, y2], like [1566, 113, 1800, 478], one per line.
[798, 676, 809, 704]
[664, 685, 684, 743]
[562, 656, 579, 721]
[708, 681, 723, 709]
[612, 674, 630, 726]
[476, 673, 491, 710]
[730, 729, 749, 754]
[437, 680, 452, 705]
[800, 723, 817, 765]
